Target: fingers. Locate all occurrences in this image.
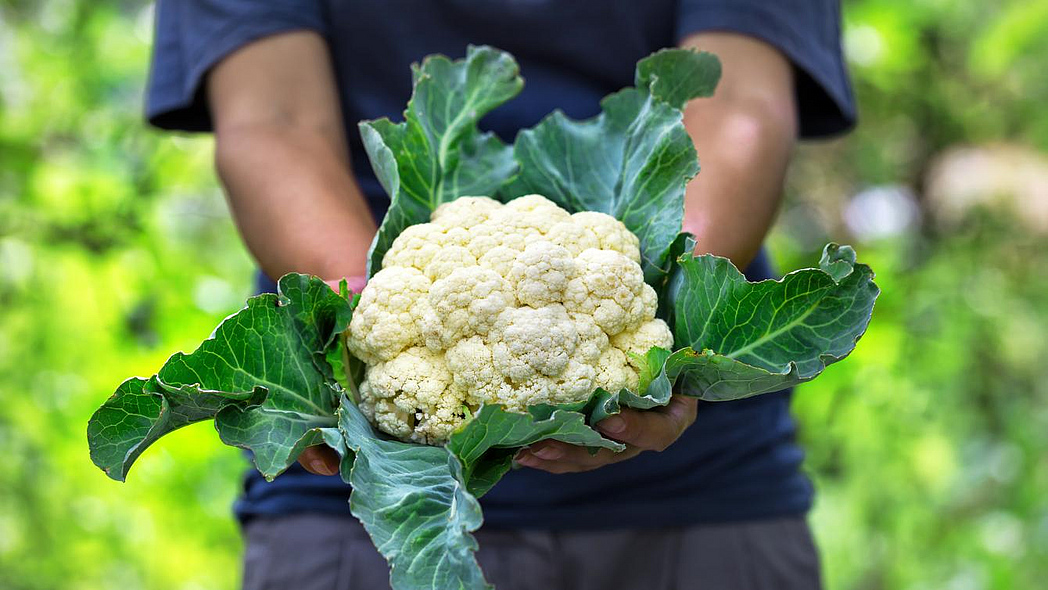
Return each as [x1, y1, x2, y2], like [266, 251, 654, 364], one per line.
[514, 395, 699, 474]
[516, 441, 642, 474]
[298, 445, 341, 476]
[596, 395, 698, 452]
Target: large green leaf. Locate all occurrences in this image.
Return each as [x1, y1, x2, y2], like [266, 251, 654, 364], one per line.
[507, 49, 720, 282]
[666, 244, 879, 400]
[86, 377, 266, 481]
[332, 395, 490, 590]
[361, 45, 524, 276]
[447, 403, 625, 497]
[87, 274, 353, 481]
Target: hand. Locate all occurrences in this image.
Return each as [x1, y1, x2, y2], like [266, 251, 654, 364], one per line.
[297, 274, 367, 477]
[515, 395, 698, 474]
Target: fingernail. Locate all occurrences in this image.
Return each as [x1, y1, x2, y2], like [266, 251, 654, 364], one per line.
[533, 446, 563, 460]
[598, 416, 626, 434]
[310, 459, 335, 475]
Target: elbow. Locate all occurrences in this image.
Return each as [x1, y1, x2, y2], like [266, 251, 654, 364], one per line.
[212, 123, 279, 187]
[688, 96, 798, 176]
[212, 129, 239, 184]
[718, 96, 796, 154]
[213, 119, 347, 184]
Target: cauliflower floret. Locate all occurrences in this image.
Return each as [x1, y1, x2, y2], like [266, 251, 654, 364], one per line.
[441, 226, 473, 248]
[490, 305, 579, 381]
[571, 313, 610, 364]
[550, 361, 597, 404]
[504, 194, 572, 218]
[358, 386, 414, 440]
[466, 221, 528, 259]
[507, 241, 575, 307]
[563, 248, 657, 336]
[347, 266, 432, 363]
[612, 319, 675, 371]
[381, 223, 446, 271]
[423, 245, 477, 281]
[546, 220, 600, 256]
[562, 211, 641, 262]
[477, 245, 521, 277]
[494, 194, 571, 238]
[347, 193, 672, 444]
[432, 196, 502, 229]
[421, 267, 514, 350]
[593, 347, 639, 393]
[362, 347, 463, 445]
[446, 336, 501, 407]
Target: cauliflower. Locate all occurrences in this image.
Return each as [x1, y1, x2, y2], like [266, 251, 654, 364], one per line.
[346, 195, 673, 444]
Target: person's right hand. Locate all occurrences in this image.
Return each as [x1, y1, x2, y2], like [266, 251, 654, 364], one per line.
[297, 274, 367, 477]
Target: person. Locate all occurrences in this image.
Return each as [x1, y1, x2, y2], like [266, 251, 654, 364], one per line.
[146, 1, 855, 588]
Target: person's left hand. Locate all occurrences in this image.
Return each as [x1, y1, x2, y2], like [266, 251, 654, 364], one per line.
[514, 394, 698, 473]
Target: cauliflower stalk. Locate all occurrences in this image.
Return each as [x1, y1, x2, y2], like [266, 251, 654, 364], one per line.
[346, 195, 673, 444]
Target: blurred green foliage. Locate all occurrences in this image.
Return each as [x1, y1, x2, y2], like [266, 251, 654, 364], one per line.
[0, 1, 1045, 589]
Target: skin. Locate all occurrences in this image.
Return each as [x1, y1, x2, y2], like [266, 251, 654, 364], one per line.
[208, 31, 376, 283]
[206, 31, 796, 477]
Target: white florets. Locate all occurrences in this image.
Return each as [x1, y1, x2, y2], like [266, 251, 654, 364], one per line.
[346, 194, 672, 444]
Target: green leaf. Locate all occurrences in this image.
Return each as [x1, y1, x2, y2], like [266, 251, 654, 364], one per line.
[86, 377, 266, 481]
[820, 242, 859, 282]
[635, 48, 721, 109]
[361, 45, 524, 276]
[447, 403, 624, 497]
[87, 273, 352, 481]
[333, 395, 491, 590]
[653, 232, 695, 322]
[507, 49, 719, 283]
[667, 244, 879, 400]
[585, 351, 678, 425]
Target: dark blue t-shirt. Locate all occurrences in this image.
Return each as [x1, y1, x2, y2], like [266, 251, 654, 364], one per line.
[146, 0, 855, 529]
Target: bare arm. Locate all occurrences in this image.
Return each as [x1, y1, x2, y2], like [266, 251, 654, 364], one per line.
[517, 33, 799, 474]
[207, 31, 376, 282]
[680, 32, 798, 268]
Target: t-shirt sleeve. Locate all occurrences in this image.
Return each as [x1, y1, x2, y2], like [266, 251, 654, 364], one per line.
[676, 0, 856, 138]
[145, 0, 328, 132]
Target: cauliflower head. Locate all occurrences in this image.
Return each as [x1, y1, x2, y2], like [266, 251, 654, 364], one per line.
[346, 195, 673, 444]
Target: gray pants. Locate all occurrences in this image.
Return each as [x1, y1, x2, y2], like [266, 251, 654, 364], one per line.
[242, 514, 821, 590]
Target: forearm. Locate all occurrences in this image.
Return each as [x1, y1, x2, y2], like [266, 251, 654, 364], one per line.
[680, 33, 798, 268]
[204, 31, 373, 282]
[214, 122, 376, 282]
